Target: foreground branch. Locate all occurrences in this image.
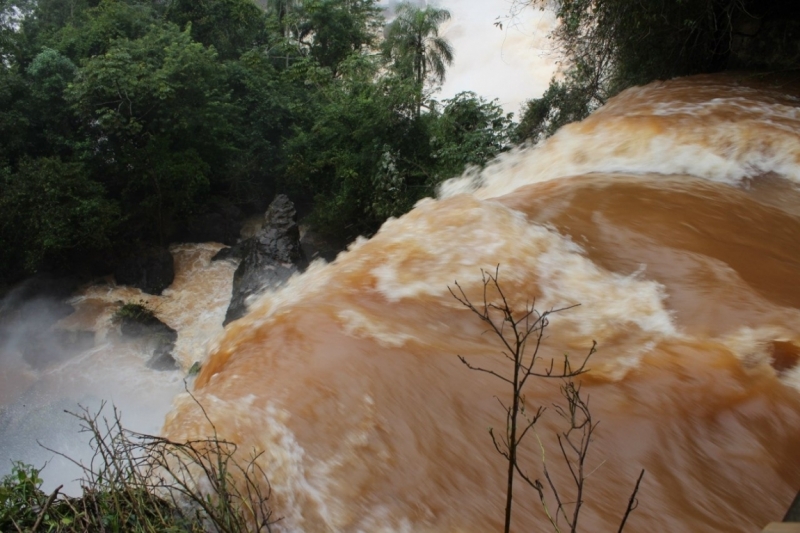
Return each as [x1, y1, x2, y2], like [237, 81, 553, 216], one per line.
[452, 266, 644, 532]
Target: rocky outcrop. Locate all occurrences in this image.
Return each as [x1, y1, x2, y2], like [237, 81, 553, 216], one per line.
[114, 248, 175, 295]
[211, 243, 245, 263]
[116, 304, 179, 371]
[223, 195, 307, 325]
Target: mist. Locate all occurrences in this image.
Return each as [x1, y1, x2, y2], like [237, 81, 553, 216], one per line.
[0, 281, 185, 493]
[0, 244, 234, 493]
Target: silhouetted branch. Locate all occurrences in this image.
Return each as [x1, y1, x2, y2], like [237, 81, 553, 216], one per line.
[618, 469, 646, 533]
[452, 266, 644, 532]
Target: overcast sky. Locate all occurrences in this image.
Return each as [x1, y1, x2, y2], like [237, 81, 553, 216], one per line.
[382, 0, 559, 116]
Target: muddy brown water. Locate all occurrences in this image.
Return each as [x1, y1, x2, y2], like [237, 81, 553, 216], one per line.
[156, 74, 800, 531]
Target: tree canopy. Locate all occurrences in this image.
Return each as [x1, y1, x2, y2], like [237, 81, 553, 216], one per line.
[514, 0, 800, 143]
[0, 0, 513, 286]
[3, 0, 794, 286]
[383, 2, 454, 116]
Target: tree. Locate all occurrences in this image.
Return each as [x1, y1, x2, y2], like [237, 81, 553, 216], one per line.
[0, 0, 33, 67]
[23, 47, 79, 159]
[68, 23, 234, 242]
[222, 49, 295, 203]
[281, 54, 428, 239]
[262, 0, 301, 36]
[0, 157, 119, 276]
[163, 0, 270, 60]
[293, 0, 382, 76]
[50, 0, 158, 62]
[511, 0, 800, 143]
[382, 2, 453, 116]
[514, 73, 599, 145]
[450, 267, 644, 533]
[429, 91, 514, 183]
[0, 62, 31, 167]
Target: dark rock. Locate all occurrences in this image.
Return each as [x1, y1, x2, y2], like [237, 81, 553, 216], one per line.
[146, 346, 179, 371]
[224, 195, 308, 325]
[117, 307, 179, 371]
[211, 244, 245, 263]
[185, 203, 243, 245]
[114, 248, 175, 295]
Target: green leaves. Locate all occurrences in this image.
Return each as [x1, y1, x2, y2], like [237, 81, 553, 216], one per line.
[67, 22, 231, 240]
[382, 2, 454, 115]
[430, 91, 514, 183]
[0, 0, 516, 283]
[296, 0, 382, 75]
[0, 157, 120, 273]
[517, 0, 763, 143]
[69, 24, 225, 140]
[0, 463, 46, 530]
[164, 0, 270, 60]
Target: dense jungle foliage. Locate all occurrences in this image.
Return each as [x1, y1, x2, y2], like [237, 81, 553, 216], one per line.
[0, 0, 514, 285]
[514, 0, 800, 142]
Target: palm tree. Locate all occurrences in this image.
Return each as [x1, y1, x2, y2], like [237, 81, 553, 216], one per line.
[383, 2, 454, 116]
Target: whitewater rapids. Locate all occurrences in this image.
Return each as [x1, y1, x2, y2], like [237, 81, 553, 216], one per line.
[156, 73, 800, 532]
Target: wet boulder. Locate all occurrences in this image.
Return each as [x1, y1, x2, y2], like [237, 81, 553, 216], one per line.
[223, 195, 307, 325]
[211, 243, 245, 263]
[115, 303, 179, 371]
[114, 248, 175, 295]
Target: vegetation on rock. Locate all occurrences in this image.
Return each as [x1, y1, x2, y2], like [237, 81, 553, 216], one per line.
[113, 301, 158, 327]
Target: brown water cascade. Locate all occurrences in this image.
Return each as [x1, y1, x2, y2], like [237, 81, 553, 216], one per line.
[161, 73, 800, 532]
[157, 74, 800, 532]
[0, 243, 236, 488]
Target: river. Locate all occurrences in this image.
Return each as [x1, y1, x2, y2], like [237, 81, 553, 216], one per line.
[3, 72, 800, 532]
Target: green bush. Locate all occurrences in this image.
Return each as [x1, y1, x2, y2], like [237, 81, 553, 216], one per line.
[0, 403, 276, 532]
[0, 463, 46, 531]
[0, 157, 120, 276]
[113, 300, 158, 326]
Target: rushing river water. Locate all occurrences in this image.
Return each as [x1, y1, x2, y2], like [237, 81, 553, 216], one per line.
[161, 73, 800, 532]
[3, 73, 800, 531]
[0, 243, 236, 488]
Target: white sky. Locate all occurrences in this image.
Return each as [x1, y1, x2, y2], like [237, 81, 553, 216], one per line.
[436, 1, 558, 116]
[383, 0, 559, 116]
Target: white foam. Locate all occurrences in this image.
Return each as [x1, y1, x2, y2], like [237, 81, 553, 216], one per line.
[439, 80, 800, 200]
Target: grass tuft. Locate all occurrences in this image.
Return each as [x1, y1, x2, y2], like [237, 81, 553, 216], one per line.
[2, 400, 276, 532]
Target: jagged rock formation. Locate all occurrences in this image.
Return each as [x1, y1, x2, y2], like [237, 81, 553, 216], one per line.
[116, 304, 178, 371]
[223, 195, 307, 325]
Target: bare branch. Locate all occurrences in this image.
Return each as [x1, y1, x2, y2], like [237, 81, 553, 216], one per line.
[451, 266, 642, 532]
[618, 469, 646, 533]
